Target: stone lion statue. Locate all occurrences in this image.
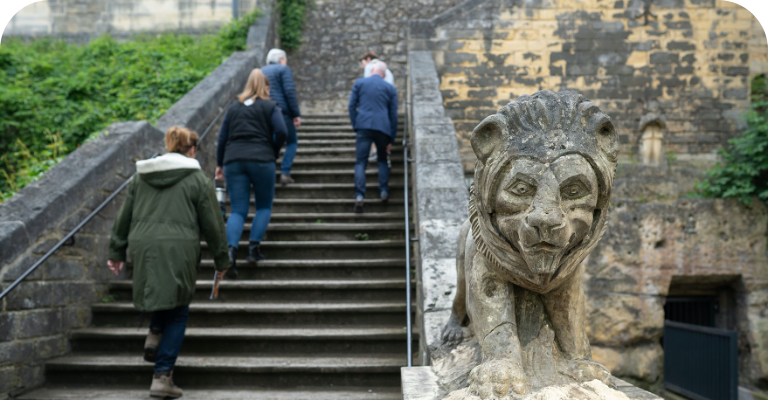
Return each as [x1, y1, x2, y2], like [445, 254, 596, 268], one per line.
[440, 90, 620, 399]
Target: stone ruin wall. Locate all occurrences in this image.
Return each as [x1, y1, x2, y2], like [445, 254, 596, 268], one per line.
[287, 0, 466, 114]
[410, 0, 768, 172]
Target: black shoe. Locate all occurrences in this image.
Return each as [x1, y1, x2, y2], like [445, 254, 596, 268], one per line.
[226, 246, 238, 279]
[354, 199, 364, 214]
[246, 241, 266, 264]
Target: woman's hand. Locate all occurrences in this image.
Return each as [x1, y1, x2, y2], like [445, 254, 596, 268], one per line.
[107, 260, 124, 276]
[215, 167, 224, 181]
[216, 270, 227, 280]
[293, 117, 301, 128]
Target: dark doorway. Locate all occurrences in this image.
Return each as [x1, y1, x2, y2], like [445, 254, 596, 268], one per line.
[663, 275, 741, 400]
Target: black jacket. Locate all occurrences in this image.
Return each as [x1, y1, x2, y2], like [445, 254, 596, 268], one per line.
[217, 98, 288, 166]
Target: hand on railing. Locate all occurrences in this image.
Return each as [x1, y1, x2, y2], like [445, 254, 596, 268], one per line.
[108, 260, 124, 276]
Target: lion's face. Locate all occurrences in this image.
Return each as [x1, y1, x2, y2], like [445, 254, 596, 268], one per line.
[492, 154, 598, 276]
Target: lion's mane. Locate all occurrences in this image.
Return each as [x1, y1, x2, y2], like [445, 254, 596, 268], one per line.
[469, 90, 619, 293]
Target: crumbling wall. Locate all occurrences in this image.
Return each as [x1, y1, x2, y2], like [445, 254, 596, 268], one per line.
[411, 0, 768, 172]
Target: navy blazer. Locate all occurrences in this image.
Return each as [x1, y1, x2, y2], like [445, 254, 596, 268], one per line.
[348, 75, 398, 142]
[261, 63, 301, 119]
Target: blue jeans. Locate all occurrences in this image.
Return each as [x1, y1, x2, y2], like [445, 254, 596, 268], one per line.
[280, 115, 298, 175]
[150, 306, 189, 372]
[355, 129, 390, 200]
[224, 160, 276, 246]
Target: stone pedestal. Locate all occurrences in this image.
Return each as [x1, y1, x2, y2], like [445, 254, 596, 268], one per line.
[401, 367, 662, 400]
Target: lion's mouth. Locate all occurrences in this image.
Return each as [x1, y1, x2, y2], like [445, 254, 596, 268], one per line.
[527, 241, 562, 253]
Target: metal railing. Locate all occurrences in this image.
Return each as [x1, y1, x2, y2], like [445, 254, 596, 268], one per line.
[403, 71, 413, 367]
[0, 106, 228, 301]
[664, 320, 738, 400]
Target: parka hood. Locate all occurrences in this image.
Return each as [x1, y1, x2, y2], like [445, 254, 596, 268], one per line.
[136, 152, 201, 188]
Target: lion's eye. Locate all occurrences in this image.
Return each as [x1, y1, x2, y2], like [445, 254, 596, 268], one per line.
[507, 181, 535, 196]
[561, 183, 587, 200]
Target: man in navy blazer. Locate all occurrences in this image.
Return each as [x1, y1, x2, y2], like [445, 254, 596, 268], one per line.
[348, 61, 398, 213]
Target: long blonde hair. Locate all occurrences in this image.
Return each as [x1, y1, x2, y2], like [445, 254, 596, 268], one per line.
[237, 69, 270, 103]
[165, 126, 199, 154]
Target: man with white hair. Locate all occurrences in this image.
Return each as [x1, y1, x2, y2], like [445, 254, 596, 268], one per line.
[360, 51, 394, 86]
[348, 61, 398, 214]
[261, 48, 302, 184]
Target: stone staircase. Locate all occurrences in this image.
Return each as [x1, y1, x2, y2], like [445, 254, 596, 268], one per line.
[20, 115, 414, 399]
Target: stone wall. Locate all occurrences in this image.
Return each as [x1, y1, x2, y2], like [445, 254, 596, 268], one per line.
[287, 0, 465, 114]
[0, 6, 276, 396]
[2, 0, 262, 40]
[410, 0, 768, 172]
[408, 51, 470, 367]
[408, 52, 768, 392]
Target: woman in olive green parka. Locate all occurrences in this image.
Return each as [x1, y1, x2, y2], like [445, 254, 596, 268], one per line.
[108, 126, 229, 399]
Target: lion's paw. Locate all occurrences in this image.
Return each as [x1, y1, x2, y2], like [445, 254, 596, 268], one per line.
[468, 359, 527, 399]
[558, 359, 613, 387]
[441, 313, 465, 344]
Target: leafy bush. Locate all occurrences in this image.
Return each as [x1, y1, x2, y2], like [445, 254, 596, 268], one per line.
[0, 9, 261, 202]
[696, 74, 768, 205]
[278, 0, 308, 50]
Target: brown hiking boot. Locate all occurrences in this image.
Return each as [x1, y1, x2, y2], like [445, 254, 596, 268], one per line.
[144, 329, 162, 362]
[279, 173, 295, 185]
[150, 370, 183, 399]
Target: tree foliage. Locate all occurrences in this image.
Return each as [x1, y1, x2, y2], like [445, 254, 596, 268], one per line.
[278, 0, 308, 50]
[0, 9, 261, 202]
[697, 74, 768, 205]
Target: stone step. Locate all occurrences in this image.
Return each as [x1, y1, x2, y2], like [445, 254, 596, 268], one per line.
[69, 326, 417, 356]
[91, 301, 412, 327]
[269, 183, 405, 200]
[19, 387, 402, 400]
[268, 212, 405, 222]
[280, 157, 408, 171]
[297, 133, 404, 140]
[202, 240, 405, 259]
[279, 147, 404, 159]
[270, 198, 407, 213]
[43, 355, 405, 388]
[108, 278, 412, 302]
[197, 258, 408, 280]
[267, 168, 405, 184]
[231, 222, 408, 241]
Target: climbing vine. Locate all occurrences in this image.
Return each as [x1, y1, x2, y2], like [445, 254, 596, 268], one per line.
[278, 0, 308, 50]
[696, 74, 768, 205]
[0, 9, 261, 202]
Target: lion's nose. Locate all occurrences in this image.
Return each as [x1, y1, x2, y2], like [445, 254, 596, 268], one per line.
[526, 209, 565, 236]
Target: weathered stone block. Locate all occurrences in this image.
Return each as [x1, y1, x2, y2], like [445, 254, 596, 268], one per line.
[34, 335, 68, 360]
[415, 137, 462, 165]
[4, 282, 52, 311]
[43, 257, 84, 280]
[17, 309, 61, 339]
[592, 343, 663, 387]
[0, 340, 33, 365]
[422, 258, 458, 312]
[419, 219, 465, 259]
[0, 313, 15, 342]
[417, 188, 470, 221]
[416, 163, 466, 190]
[586, 294, 664, 347]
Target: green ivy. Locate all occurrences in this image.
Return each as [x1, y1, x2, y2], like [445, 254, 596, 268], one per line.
[278, 0, 307, 50]
[696, 74, 768, 205]
[0, 9, 261, 202]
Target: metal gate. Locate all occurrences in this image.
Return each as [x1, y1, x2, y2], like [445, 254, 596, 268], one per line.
[664, 320, 738, 400]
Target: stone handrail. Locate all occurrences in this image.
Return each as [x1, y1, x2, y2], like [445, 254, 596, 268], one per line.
[408, 50, 469, 365]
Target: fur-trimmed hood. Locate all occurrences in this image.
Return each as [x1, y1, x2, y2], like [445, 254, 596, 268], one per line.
[136, 152, 201, 189]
